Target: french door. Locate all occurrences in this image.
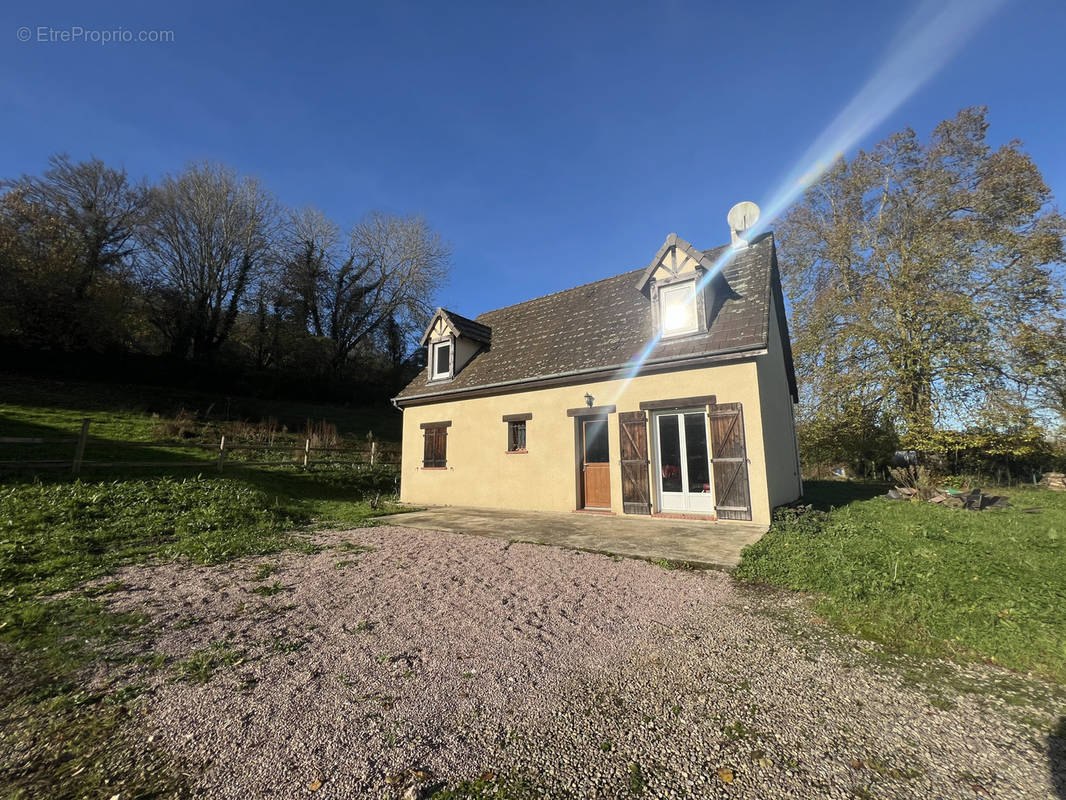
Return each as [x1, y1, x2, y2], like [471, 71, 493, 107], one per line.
[653, 410, 714, 513]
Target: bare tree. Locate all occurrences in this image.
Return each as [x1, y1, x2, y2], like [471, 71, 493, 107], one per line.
[276, 206, 339, 336]
[323, 212, 450, 373]
[138, 162, 277, 360]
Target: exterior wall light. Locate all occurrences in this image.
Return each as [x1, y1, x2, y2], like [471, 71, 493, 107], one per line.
[584, 392, 594, 407]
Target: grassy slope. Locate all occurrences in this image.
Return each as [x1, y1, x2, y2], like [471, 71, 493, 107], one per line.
[0, 374, 404, 525]
[0, 373, 402, 442]
[0, 376, 410, 799]
[737, 480, 1066, 683]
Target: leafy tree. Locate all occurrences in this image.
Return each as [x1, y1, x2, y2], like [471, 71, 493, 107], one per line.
[0, 156, 144, 350]
[778, 107, 1066, 439]
[0, 188, 81, 346]
[796, 399, 898, 478]
[137, 162, 278, 361]
[5, 154, 145, 300]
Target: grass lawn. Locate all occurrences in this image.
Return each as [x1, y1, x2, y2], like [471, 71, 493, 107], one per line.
[0, 374, 411, 799]
[737, 480, 1066, 683]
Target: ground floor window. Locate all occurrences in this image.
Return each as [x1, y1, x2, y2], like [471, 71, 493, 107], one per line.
[507, 420, 526, 451]
[502, 413, 532, 453]
[421, 422, 449, 467]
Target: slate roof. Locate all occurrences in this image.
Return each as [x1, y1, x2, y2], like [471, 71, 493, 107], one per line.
[422, 308, 492, 345]
[395, 232, 793, 404]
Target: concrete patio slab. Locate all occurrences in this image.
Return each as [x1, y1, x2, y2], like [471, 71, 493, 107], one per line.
[375, 506, 767, 569]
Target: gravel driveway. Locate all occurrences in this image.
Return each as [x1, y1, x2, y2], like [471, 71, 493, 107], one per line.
[99, 525, 1065, 799]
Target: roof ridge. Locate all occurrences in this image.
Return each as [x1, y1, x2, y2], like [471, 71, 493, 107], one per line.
[441, 308, 487, 327]
[475, 237, 738, 319]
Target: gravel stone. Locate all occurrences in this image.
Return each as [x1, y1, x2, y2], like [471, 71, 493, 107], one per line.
[97, 526, 1065, 799]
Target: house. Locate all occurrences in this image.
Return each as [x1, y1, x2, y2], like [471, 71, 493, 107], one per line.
[392, 213, 802, 526]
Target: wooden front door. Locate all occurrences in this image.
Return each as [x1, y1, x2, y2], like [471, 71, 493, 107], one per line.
[708, 402, 752, 521]
[581, 418, 611, 509]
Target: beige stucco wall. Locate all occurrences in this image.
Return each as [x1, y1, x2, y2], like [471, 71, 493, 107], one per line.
[399, 357, 778, 525]
[755, 298, 803, 509]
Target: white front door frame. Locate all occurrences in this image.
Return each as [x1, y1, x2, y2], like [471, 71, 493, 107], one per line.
[652, 409, 716, 514]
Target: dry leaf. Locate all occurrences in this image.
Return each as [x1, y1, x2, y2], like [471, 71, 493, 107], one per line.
[308, 778, 323, 792]
[717, 767, 734, 784]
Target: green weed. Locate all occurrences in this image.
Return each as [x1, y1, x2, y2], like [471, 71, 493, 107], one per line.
[427, 772, 542, 799]
[252, 580, 285, 596]
[628, 762, 646, 795]
[269, 636, 306, 654]
[175, 641, 245, 684]
[252, 562, 278, 581]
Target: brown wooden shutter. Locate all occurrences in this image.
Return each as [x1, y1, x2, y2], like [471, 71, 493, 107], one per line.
[423, 426, 447, 468]
[708, 402, 751, 521]
[618, 411, 651, 515]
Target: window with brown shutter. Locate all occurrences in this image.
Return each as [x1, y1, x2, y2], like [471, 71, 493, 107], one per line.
[421, 422, 450, 468]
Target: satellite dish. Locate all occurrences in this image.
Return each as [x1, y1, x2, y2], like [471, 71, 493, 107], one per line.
[727, 201, 760, 234]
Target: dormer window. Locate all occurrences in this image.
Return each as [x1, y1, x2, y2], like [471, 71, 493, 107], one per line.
[430, 339, 452, 380]
[659, 280, 698, 337]
[420, 307, 492, 383]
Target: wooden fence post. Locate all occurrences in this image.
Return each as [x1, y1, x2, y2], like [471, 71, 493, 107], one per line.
[217, 435, 227, 473]
[72, 418, 90, 477]
[303, 438, 311, 468]
[370, 440, 376, 467]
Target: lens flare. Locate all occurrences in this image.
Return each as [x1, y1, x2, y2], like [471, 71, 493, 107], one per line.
[606, 332, 664, 405]
[602, 0, 1003, 406]
[748, 0, 1006, 240]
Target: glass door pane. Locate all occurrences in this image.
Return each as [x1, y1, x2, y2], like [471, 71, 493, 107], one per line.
[657, 414, 682, 493]
[684, 412, 711, 495]
[583, 419, 609, 463]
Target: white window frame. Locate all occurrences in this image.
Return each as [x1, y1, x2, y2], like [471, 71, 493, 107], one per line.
[430, 340, 452, 380]
[658, 280, 699, 337]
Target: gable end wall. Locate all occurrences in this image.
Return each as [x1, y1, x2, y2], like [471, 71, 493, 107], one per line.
[755, 294, 803, 509]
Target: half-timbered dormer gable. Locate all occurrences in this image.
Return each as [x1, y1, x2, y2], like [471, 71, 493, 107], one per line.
[419, 308, 492, 382]
[635, 233, 731, 339]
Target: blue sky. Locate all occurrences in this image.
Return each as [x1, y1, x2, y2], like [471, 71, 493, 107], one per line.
[2, 0, 1063, 316]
